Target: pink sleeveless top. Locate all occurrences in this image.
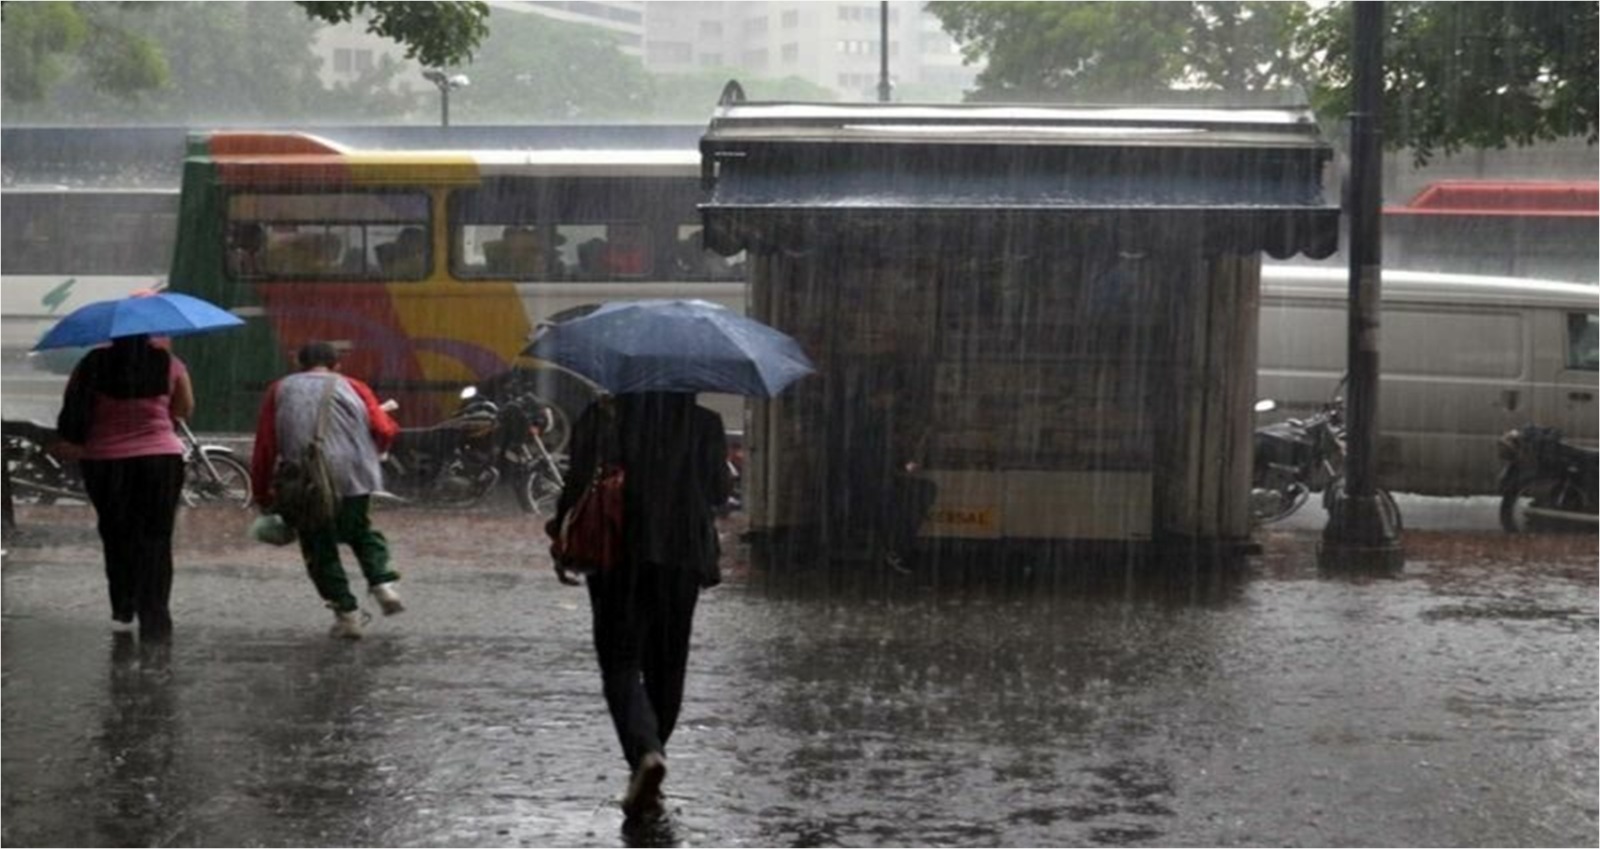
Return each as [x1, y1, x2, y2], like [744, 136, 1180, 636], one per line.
[81, 356, 187, 460]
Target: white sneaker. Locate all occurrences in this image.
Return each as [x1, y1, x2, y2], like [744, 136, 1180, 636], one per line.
[371, 582, 405, 615]
[329, 608, 369, 640]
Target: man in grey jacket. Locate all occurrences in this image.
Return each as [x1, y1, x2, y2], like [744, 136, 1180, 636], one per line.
[251, 342, 404, 639]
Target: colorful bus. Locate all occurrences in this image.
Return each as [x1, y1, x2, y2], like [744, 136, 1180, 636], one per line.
[166, 131, 747, 434]
[1, 186, 179, 420]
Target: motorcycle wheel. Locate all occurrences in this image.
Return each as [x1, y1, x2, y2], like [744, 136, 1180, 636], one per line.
[518, 462, 566, 518]
[1250, 476, 1308, 525]
[182, 450, 253, 509]
[1500, 476, 1593, 534]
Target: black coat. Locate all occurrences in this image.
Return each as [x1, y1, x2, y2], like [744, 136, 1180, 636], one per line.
[553, 393, 732, 586]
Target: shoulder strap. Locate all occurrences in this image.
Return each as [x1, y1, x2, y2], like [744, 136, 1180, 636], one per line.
[312, 375, 339, 445]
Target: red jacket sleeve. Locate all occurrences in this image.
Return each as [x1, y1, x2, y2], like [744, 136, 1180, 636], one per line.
[348, 377, 398, 452]
[250, 380, 280, 508]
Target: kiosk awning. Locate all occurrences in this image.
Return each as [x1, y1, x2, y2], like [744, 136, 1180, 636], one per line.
[700, 101, 1341, 259]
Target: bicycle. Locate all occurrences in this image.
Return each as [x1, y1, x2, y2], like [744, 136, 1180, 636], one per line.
[177, 419, 252, 508]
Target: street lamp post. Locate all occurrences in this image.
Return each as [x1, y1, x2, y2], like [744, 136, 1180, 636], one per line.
[1319, 1, 1405, 575]
[877, 1, 892, 102]
[422, 69, 470, 128]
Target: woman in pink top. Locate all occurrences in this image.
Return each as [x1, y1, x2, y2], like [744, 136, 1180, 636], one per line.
[55, 334, 194, 641]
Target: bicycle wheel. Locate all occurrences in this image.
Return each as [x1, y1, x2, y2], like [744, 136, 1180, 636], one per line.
[184, 450, 253, 508]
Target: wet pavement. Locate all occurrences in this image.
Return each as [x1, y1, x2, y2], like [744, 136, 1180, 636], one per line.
[3, 502, 1596, 847]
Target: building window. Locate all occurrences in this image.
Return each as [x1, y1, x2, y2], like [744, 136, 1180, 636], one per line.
[354, 49, 373, 72]
[699, 20, 722, 37]
[333, 48, 352, 74]
[782, 10, 798, 27]
[699, 52, 723, 67]
[781, 43, 799, 62]
[745, 17, 767, 35]
[743, 49, 768, 68]
[649, 41, 693, 63]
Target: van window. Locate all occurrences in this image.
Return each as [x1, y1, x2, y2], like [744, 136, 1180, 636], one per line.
[1568, 312, 1599, 371]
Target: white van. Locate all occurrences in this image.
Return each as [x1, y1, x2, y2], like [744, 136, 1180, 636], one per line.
[1257, 266, 1599, 496]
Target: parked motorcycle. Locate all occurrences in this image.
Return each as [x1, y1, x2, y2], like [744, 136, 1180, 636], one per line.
[1496, 425, 1599, 533]
[379, 387, 566, 515]
[3, 420, 82, 505]
[2, 418, 251, 508]
[1249, 397, 1346, 525]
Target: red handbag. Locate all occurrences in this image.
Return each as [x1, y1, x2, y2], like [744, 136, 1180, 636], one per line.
[553, 462, 625, 575]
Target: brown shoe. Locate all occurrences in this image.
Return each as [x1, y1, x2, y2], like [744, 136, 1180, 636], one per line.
[621, 751, 667, 821]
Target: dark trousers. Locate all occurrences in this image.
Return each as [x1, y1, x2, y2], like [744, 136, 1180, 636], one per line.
[80, 454, 185, 640]
[587, 562, 701, 770]
[296, 495, 396, 613]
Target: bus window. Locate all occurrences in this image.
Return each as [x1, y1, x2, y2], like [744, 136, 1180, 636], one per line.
[1568, 312, 1599, 371]
[674, 224, 746, 280]
[226, 191, 429, 281]
[449, 183, 559, 280]
[457, 224, 558, 278]
[560, 221, 651, 279]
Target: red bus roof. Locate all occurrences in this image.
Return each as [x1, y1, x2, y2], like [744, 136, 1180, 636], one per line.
[1386, 180, 1600, 217]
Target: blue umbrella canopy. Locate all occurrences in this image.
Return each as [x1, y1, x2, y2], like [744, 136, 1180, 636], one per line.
[32, 292, 244, 351]
[525, 299, 815, 397]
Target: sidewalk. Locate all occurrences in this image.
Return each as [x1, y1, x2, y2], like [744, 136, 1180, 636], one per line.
[3, 503, 1595, 847]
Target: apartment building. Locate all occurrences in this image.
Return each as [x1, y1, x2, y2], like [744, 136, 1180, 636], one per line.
[643, 1, 976, 101]
[314, 1, 975, 102]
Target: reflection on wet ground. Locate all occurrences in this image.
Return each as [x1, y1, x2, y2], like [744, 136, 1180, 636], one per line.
[3, 504, 1595, 847]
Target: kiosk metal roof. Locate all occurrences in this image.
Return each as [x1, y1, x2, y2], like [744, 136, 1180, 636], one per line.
[700, 100, 1341, 259]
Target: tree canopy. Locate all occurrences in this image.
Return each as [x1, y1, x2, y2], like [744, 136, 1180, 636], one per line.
[0, 0, 486, 109]
[1, 3, 412, 124]
[931, 2, 1308, 100]
[296, 1, 488, 70]
[0, 2, 827, 126]
[1300, 1, 1598, 163]
[928, 1, 1598, 160]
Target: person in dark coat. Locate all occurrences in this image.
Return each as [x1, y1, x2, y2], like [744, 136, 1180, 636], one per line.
[832, 357, 938, 569]
[546, 392, 732, 823]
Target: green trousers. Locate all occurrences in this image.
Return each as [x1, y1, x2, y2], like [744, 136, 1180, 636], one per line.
[296, 495, 398, 613]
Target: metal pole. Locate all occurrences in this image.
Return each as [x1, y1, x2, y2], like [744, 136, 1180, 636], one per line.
[441, 87, 450, 128]
[1320, 0, 1404, 575]
[877, 1, 891, 102]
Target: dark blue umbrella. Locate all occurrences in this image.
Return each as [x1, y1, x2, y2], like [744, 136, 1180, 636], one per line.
[32, 291, 244, 351]
[524, 299, 815, 397]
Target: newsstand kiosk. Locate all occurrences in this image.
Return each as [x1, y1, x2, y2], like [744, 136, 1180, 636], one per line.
[700, 96, 1340, 569]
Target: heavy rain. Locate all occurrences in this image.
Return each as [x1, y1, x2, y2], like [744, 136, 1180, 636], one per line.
[3, 2, 1597, 847]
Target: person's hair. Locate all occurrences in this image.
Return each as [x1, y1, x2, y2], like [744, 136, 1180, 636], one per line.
[296, 341, 340, 370]
[79, 334, 170, 399]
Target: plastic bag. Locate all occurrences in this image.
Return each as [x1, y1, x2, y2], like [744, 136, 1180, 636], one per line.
[250, 513, 297, 546]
